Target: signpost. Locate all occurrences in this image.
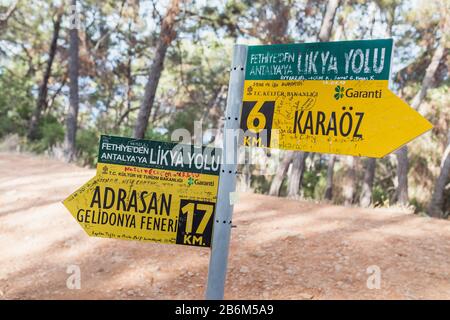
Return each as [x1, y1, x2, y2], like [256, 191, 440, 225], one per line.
[205, 44, 247, 299]
[239, 39, 433, 157]
[63, 136, 222, 248]
[205, 39, 432, 300]
[62, 39, 433, 301]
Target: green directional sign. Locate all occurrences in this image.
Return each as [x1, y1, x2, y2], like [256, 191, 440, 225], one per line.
[246, 38, 393, 81]
[97, 135, 221, 175]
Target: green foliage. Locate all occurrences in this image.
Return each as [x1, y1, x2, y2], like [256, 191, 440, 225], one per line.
[409, 197, 424, 213]
[0, 71, 33, 138]
[0, 0, 447, 214]
[372, 185, 390, 207]
[313, 173, 327, 200]
[76, 128, 100, 167]
[29, 115, 64, 153]
[144, 128, 169, 142]
[251, 173, 272, 194]
[166, 105, 202, 139]
[302, 170, 323, 199]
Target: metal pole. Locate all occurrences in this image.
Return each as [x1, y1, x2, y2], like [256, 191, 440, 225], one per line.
[205, 44, 247, 300]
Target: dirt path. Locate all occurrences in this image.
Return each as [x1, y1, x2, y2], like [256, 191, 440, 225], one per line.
[0, 152, 449, 300]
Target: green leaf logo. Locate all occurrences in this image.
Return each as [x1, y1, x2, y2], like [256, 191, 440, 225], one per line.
[187, 177, 194, 186]
[334, 86, 345, 100]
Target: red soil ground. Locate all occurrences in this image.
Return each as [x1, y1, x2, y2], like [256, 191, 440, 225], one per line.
[0, 152, 449, 299]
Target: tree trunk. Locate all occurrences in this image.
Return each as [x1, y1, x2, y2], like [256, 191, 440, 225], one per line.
[317, 0, 340, 201]
[286, 151, 307, 197]
[265, 0, 290, 44]
[0, 0, 17, 30]
[395, 146, 409, 205]
[269, 151, 294, 196]
[426, 18, 449, 217]
[411, 40, 446, 113]
[287, 152, 308, 198]
[125, 25, 134, 128]
[427, 130, 450, 218]
[64, 0, 80, 162]
[394, 39, 445, 204]
[359, 158, 376, 207]
[318, 0, 340, 42]
[324, 155, 336, 200]
[133, 0, 180, 139]
[342, 156, 356, 205]
[27, 10, 63, 140]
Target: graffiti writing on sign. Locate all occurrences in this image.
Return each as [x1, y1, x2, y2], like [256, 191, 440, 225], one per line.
[239, 39, 432, 158]
[63, 136, 222, 247]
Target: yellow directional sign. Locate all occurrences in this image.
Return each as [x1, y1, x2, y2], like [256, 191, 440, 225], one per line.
[241, 79, 432, 157]
[63, 136, 222, 247]
[240, 39, 433, 158]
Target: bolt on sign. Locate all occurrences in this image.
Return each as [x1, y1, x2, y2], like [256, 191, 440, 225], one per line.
[239, 39, 433, 158]
[63, 135, 222, 247]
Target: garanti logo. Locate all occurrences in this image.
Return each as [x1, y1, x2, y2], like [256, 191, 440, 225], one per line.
[334, 85, 382, 100]
[334, 86, 345, 100]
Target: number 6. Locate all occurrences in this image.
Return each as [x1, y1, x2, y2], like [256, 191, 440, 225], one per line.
[247, 101, 266, 133]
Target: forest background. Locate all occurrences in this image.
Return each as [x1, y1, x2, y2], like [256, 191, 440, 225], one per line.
[0, 0, 448, 218]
